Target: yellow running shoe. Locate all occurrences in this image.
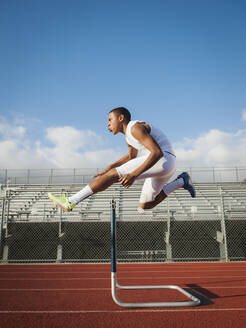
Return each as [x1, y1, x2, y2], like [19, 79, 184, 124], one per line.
[48, 192, 76, 212]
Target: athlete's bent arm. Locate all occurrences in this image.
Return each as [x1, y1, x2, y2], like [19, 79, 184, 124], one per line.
[119, 123, 163, 188]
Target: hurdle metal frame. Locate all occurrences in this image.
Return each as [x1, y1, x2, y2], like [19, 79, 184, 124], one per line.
[110, 199, 201, 308]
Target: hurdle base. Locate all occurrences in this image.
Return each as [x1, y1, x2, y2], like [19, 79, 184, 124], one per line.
[111, 272, 201, 308]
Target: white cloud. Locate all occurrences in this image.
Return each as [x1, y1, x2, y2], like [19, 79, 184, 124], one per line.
[36, 140, 123, 169]
[242, 109, 246, 121]
[0, 116, 26, 138]
[1, 115, 246, 170]
[0, 117, 123, 169]
[174, 129, 246, 167]
[0, 139, 45, 169]
[46, 126, 103, 150]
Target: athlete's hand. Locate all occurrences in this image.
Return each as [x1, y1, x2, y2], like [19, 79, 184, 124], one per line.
[93, 168, 110, 178]
[119, 174, 136, 188]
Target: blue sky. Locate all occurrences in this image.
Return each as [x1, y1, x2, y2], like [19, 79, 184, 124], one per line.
[0, 0, 246, 169]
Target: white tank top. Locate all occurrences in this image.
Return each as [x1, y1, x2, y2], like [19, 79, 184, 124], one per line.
[125, 120, 175, 156]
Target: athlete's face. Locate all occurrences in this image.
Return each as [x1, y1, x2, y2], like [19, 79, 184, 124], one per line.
[108, 112, 122, 134]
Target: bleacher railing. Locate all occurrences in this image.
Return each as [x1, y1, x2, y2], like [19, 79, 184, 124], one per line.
[1, 166, 246, 185]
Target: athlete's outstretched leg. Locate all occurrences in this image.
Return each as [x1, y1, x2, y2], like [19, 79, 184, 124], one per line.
[48, 169, 119, 212]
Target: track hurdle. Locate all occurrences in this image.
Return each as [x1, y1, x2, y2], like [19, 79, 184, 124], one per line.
[110, 199, 201, 308]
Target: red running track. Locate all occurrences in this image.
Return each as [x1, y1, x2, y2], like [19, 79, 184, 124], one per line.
[0, 262, 246, 328]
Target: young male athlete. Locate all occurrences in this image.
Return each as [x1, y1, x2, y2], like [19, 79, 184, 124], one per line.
[48, 107, 195, 212]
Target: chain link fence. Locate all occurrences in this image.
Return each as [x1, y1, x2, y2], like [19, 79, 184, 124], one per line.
[1, 180, 246, 263]
[1, 199, 246, 264]
[226, 220, 246, 260]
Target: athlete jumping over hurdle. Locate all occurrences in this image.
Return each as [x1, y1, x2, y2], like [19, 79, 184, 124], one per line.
[48, 107, 195, 212]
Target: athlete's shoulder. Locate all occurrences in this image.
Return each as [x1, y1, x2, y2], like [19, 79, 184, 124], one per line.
[133, 121, 151, 133]
[131, 121, 151, 139]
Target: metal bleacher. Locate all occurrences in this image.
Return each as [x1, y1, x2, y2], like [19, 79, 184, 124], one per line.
[1, 180, 246, 263]
[1, 181, 246, 222]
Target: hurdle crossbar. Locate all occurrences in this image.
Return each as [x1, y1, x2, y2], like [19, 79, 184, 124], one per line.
[110, 199, 201, 308]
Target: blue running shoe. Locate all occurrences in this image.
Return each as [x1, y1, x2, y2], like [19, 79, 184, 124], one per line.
[177, 172, 196, 198]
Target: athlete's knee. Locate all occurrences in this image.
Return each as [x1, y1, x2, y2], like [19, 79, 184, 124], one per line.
[106, 168, 119, 181]
[139, 202, 145, 209]
[139, 201, 155, 210]
[139, 191, 166, 210]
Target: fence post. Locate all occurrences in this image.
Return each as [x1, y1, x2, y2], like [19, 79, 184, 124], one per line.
[165, 198, 172, 262]
[59, 208, 62, 236]
[219, 187, 229, 262]
[4, 170, 7, 186]
[235, 167, 239, 182]
[5, 190, 11, 238]
[50, 169, 53, 185]
[0, 198, 5, 260]
[27, 169, 30, 185]
[57, 207, 63, 263]
[73, 168, 76, 184]
[1, 190, 11, 263]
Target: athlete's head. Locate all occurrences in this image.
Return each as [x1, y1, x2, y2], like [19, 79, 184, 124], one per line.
[108, 107, 131, 134]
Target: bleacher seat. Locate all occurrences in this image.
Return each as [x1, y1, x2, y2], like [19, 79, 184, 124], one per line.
[0, 182, 245, 222]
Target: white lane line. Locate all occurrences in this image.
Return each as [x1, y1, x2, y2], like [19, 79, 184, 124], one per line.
[0, 288, 110, 291]
[0, 286, 246, 291]
[1, 269, 246, 274]
[0, 275, 246, 281]
[0, 308, 246, 314]
[0, 284, 246, 292]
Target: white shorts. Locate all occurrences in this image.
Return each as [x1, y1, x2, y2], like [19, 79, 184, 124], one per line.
[116, 152, 176, 203]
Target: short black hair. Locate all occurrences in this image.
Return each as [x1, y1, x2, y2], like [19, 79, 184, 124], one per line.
[109, 107, 131, 122]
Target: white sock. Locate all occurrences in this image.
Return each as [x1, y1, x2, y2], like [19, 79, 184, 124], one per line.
[68, 185, 93, 204]
[163, 178, 184, 196]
